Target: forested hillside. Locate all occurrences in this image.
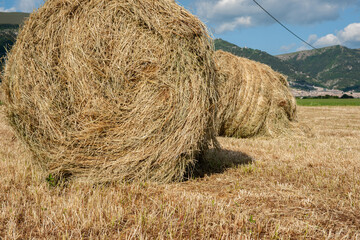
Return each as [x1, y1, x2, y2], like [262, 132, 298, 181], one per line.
[215, 39, 360, 91]
[277, 46, 360, 91]
[0, 25, 17, 60]
[0, 12, 29, 25]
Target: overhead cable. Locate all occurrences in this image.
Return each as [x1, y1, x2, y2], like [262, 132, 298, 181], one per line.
[253, 0, 318, 50]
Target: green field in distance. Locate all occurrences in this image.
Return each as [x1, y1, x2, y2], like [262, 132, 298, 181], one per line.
[297, 98, 360, 106]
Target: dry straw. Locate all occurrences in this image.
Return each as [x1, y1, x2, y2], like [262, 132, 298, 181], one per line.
[1, 0, 218, 183]
[215, 50, 297, 138]
[0, 85, 4, 102]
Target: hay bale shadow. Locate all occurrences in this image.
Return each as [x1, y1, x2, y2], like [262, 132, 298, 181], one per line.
[186, 148, 254, 180]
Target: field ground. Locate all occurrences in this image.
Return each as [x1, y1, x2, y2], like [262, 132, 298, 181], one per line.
[0, 105, 359, 239]
[296, 98, 360, 106]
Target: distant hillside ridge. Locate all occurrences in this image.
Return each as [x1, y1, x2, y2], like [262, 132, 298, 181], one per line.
[0, 12, 29, 25]
[214, 39, 315, 90]
[276, 45, 360, 91]
[215, 39, 360, 92]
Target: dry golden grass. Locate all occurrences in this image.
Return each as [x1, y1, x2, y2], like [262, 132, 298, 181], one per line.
[1, 105, 359, 239]
[0, 88, 4, 103]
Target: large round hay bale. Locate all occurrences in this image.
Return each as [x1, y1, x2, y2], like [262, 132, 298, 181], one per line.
[1, 0, 218, 183]
[215, 50, 297, 138]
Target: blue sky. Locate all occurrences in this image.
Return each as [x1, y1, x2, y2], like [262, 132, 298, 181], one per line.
[1, 0, 360, 55]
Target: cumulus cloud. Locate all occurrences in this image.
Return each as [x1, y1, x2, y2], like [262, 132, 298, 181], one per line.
[338, 23, 360, 44]
[280, 43, 296, 52]
[0, 0, 42, 13]
[16, 0, 43, 12]
[307, 34, 319, 43]
[0, 7, 16, 12]
[314, 34, 341, 46]
[195, 0, 360, 33]
[296, 45, 310, 51]
[216, 16, 252, 33]
[309, 23, 360, 48]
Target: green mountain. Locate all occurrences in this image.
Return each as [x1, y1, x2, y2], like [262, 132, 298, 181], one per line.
[277, 46, 360, 91]
[214, 39, 315, 90]
[215, 39, 360, 91]
[0, 12, 29, 25]
[214, 39, 292, 75]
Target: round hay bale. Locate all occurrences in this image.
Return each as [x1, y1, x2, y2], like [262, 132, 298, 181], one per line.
[215, 50, 297, 138]
[1, 0, 218, 183]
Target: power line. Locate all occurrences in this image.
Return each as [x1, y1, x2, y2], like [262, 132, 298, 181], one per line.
[252, 0, 317, 50]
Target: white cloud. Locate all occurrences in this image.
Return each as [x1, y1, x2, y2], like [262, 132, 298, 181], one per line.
[296, 45, 310, 51]
[308, 34, 318, 43]
[308, 22, 360, 48]
[16, 0, 42, 12]
[1, 0, 42, 13]
[0, 7, 16, 12]
[314, 34, 341, 47]
[280, 43, 296, 52]
[338, 23, 360, 43]
[216, 16, 252, 33]
[195, 0, 360, 33]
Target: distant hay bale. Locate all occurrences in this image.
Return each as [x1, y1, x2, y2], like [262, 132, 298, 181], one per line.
[1, 0, 218, 183]
[215, 50, 297, 138]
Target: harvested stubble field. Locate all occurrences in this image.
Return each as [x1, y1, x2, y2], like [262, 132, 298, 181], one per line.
[0, 105, 359, 239]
